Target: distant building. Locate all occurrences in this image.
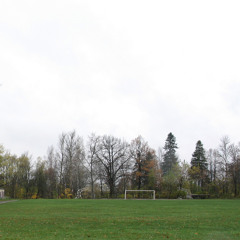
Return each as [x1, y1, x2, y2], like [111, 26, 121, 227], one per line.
[0, 189, 4, 198]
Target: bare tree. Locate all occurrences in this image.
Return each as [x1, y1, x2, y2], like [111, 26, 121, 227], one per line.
[64, 130, 85, 195]
[207, 149, 218, 183]
[55, 131, 86, 197]
[45, 146, 58, 198]
[218, 136, 231, 194]
[86, 133, 100, 198]
[229, 143, 240, 196]
[96, 160, 106, 197]
[17, 153, 32, 198]
[56, 133, 66, 196]
[96, 135, 130, 198]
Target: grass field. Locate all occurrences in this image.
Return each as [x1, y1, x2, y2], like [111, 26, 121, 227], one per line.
[0, 199, 240, 239]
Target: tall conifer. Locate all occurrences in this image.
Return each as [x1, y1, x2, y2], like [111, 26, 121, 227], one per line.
[191, 140, 208, 170]
[161, 133, 178, 175]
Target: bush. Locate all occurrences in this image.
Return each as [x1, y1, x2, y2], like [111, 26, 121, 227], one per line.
[210, 194, 219, 199]
[169, 192, 178, 199]
[59, 193, 65, 199]
[118, 194, 125, 199]
[160, 192, 169, 199]
[159, 191, 186, 199]
[65, 188, 71, 195]
[177, 190, 187, 199]
[31, 194, 37, 199]
[67, 194, 73, 199]
[155, 192, 160, 199]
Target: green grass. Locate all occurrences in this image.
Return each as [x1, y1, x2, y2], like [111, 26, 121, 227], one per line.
[0, 199, 240, 239]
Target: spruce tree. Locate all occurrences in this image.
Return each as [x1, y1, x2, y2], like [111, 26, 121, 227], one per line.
[191, 140, 208, 170]
[190, 140, 208, 188]
[161, 132, 178, 175]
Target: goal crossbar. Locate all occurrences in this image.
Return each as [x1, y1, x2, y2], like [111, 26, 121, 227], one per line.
[125, 190, 155, 200]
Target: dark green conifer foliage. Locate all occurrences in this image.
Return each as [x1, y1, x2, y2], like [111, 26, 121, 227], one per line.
[191, 140, 208, 170]
[161, 133, 178, 175]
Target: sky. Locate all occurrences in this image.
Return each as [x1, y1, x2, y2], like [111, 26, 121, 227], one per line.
[0, 0, 240, 162]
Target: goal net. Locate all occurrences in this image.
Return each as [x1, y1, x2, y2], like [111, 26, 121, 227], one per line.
[124, 190, 155, 200]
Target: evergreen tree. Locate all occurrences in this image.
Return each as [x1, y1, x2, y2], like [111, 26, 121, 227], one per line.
[161, 133, 178, 175]
[191, 140, 208, 170]
[190, 140, 208, 189]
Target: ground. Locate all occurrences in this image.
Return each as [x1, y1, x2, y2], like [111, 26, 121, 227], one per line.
[0, 199, 239, 239]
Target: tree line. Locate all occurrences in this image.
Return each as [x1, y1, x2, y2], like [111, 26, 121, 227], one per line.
[0, 131, 239, 199]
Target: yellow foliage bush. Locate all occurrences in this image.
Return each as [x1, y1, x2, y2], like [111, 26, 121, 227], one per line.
[67, 194, 73, 199]
[65, 188, 71, 195]
[31, 194, 37, 199]
[59, 193, 65, 199]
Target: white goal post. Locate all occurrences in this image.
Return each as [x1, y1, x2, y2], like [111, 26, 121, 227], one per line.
[125, 190, 155, 200]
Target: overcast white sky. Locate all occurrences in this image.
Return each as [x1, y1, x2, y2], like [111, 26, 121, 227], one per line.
[0, 0, 240, 161]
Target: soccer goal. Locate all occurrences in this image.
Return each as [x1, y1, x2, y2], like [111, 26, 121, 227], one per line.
[124, 190, 155, 200]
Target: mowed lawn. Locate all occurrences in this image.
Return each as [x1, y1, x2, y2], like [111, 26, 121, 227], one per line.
[0, 199, 240, 239]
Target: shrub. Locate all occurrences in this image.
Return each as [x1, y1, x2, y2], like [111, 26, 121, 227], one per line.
[31, 194, 37, 199]
[177, 190, 187, 199]
[155, 192, 160, 199]
[67, 194, 73, 199]
[59, 193, 65, 199]
[160, 192, 169, 199]
[65, 188, 71, 195]
[118, 194, 125, 199]
[169, 192, 178, 199]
